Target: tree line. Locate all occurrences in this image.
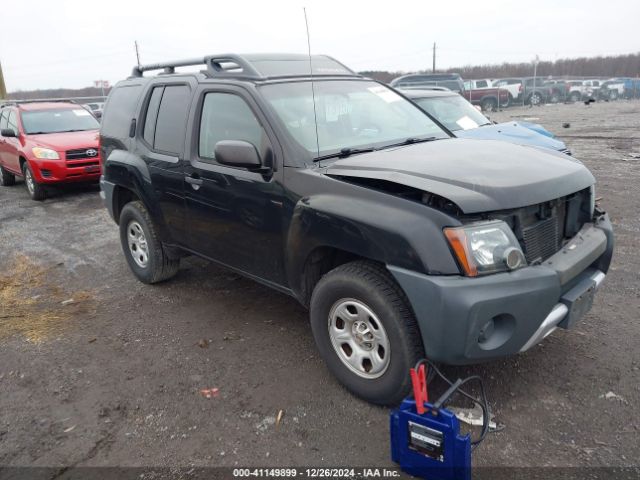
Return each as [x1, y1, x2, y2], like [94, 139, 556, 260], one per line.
[361, 51, 640, 83]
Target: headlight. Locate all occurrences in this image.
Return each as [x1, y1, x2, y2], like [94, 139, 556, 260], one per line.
[32, 147, 60, 159]
[444, 220, 526, 276]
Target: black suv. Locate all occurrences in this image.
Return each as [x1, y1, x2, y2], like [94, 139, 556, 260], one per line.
[100, 54, 613, 405]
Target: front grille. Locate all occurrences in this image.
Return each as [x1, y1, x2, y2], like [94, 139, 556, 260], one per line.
[522, 216, 560, 263]
[66, 147, 99, 160]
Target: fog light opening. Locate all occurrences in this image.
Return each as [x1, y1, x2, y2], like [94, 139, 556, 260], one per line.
[477, 314, 516, 351]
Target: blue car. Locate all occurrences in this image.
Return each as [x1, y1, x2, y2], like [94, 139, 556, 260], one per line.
[402, 89, 571, 155]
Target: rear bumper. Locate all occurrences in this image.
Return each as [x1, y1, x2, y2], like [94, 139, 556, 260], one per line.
[29, 157, 102, 183]
[388, 213, 614, 365]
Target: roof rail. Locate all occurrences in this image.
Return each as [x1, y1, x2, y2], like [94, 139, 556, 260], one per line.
[0, 97, 106, 107]
[131, 54, 262, 79]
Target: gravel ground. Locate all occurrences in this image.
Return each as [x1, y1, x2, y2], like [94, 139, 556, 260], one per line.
[0, 100, 638, 476]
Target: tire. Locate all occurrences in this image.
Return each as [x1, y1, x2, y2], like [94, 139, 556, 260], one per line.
[499, 94, 511, 109]
[529, 92, 543, 106]
[310, 260, 424, 405]
[570, 92, 582, 103]
[0, 165, 16, 186]
[481, 97, 497, 112]
[549, 92, 560, 103]
[609, 90, 618, 101]
[23, 163, 46, 201]
[119, 200, 180, 284]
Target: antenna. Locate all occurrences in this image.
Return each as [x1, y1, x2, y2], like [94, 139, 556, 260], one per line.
[135, 41, 141, 68]
[303, 7, 321, 159]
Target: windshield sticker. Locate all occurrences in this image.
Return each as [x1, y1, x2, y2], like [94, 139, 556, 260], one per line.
[456, 115, 479, 130]
[73, 109, 91, 116]
[367, 86, 402, 103]
[324, 95, 352, 122]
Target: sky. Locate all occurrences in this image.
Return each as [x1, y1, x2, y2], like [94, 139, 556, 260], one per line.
[1, 0, 638, 91]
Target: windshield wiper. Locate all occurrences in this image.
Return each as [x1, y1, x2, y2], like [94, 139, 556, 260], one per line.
[377, 136, 439, 150]
[313, 146, 376, 162]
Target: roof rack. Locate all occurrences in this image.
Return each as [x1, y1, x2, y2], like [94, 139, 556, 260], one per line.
[130, 53, 358, 80]
[131, 54, 262, 79]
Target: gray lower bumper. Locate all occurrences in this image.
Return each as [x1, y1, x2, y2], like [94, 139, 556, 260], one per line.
[388, 213, 613, 364]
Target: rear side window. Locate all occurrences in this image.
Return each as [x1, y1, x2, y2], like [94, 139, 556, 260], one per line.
[101, 84, 143, 138]
[7, 110, 18, 133]
[153, 85, 191, 155]
[143, 86, 164, 146]
[0, 110, 8, 130]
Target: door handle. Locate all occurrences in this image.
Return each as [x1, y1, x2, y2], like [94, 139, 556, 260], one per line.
[185, 175, 203, 190]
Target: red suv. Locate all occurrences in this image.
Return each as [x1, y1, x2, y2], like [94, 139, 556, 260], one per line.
[0, 101, 102, 200]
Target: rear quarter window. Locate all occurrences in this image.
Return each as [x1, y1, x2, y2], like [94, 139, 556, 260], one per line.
[101, 84, 143, 138]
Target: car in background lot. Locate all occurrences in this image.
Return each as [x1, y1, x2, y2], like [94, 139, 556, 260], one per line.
[462, 80, 510, 110]
[492, 78, 523, 103]
[83, 102, 105, 120]
[598, 79, 624, 100]
[402, 89, 570, 154]
[390, 73, 465, 93]
[0, 101, 101, 200]
[492, 77, 553, 105]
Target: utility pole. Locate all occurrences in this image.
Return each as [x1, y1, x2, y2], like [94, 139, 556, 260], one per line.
[135, 41, 141, 68]
[432, 42, 436, 73]
[0, 61, 7, 100]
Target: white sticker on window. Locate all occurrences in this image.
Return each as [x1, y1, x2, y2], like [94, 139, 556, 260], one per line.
[324, 95, 351, 122]
[73, 109, 91, 116]
[368, 86, 402, 103]
[456, 115, 479, 130]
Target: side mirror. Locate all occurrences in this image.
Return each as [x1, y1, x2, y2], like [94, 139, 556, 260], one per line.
[214, 140, 262, 169]
[1, 128, 16, 138]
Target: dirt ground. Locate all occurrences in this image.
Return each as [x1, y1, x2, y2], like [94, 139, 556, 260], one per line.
[0, 100, 638, 476]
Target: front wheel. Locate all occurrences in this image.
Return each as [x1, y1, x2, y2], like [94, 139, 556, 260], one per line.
[310, 261, 424, 405]
[23, 164, 46, 201]
[119, 201, 180, 284]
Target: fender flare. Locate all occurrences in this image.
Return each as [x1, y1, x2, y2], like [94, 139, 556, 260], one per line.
[284, 193, 461, 300]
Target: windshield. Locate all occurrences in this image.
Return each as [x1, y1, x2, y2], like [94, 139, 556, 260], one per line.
[21, 108, 99, 134]
[413, 95, 490, 132]
[260, 80, 448, 159]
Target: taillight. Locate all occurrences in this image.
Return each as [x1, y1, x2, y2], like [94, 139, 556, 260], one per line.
[519, 84, 523, 92]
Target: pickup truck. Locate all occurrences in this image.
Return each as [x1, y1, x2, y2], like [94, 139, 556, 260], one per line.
[492, 78, 523, 103]
[100, 53, 613, 405]
[462, 80, 510, 111]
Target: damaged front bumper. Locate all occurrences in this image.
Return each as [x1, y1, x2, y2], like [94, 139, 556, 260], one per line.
[388, 212, 614, 365]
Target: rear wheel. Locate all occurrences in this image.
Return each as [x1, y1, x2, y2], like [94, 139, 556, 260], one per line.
[310, 261, 425, 405]
[0, 166, 16, 186]
[119, 201, 180, 284]
[23, 164, 46, 201]
[481, 97, 497, 112]
[529, 92, 543, 106]
[609, 90, 618, 100]
[570, 91, 582, 102]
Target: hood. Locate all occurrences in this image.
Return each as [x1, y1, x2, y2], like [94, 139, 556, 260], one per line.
[455, 122, 565, 150]
[27, 130, 100, 152]
[325, 138, 594, 214]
